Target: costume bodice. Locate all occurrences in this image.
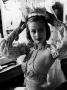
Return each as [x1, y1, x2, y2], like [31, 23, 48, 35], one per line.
[22, 44, 55, 83]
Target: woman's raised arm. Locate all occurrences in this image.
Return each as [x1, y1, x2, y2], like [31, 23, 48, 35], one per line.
[0, 22, 29, 59]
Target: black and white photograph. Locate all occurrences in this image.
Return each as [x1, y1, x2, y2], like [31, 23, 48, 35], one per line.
[0, 0, 67, 90]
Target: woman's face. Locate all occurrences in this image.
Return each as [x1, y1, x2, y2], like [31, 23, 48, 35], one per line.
[28, 21, 46, 44]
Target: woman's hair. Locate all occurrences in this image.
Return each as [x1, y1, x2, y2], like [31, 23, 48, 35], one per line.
[26, 16, 51, 42]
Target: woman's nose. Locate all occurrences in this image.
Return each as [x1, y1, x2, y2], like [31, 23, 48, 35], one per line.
[35, 32, 39, 38]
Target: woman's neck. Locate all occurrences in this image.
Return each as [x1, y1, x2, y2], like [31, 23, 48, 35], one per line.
[34, 42, 46, 50]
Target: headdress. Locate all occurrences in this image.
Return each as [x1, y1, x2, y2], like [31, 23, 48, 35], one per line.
[21, 2, 60, 26]
[20, 1, 66, 31]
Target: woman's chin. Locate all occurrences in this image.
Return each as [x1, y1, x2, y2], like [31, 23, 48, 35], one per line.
[35, 41, 42, 44]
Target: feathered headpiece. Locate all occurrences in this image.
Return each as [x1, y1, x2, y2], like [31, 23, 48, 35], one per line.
[21, 2, 58, 26]
[20, 1, 66, 30]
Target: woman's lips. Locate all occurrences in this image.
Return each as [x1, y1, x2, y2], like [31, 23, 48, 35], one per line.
[36, 38, 42, 41]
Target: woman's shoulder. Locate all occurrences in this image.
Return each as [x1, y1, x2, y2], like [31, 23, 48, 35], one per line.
[45, 43, 59, 59]
[49, 44, 59, 59]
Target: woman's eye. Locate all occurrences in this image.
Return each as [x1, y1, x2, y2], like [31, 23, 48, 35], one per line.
[31, 30, 36, 33]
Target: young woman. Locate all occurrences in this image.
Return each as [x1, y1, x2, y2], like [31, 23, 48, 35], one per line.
[0, 2, 67, 90]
